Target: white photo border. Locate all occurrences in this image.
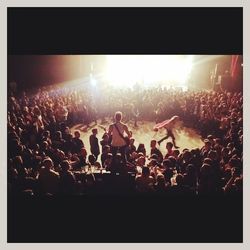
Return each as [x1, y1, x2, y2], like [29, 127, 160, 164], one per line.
[0, 0, 248, 249]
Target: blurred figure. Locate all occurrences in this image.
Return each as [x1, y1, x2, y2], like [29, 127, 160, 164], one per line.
[59, 160, 77, 195]
[37, 158, 60, 195]
[89, 128, 100, 160]
[154, 115, 180, 148]
[135, 166, 155, 193]
[150, 139, 163, 163]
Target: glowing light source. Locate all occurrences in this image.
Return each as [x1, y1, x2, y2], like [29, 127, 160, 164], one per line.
[90, 73, 97, 86]
[104, 55, 193, 89]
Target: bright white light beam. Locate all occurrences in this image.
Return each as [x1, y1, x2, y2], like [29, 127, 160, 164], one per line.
[104, 55, 193, 89]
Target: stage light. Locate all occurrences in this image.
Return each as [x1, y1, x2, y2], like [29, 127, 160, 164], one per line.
[104, 55, 142, 88]
[91, 78, 97, 86]
[90, 74, 97, 86]
[104, 55, 193, 89]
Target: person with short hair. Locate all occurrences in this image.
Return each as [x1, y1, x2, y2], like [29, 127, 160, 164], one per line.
[72, 130, 84, 153]
[162, 159, 174, 184]
[154, 174, 170, 194]
[52, 130, 65, 151]
[100, 132, 110, 152]
[108, 111, 131, 163]
[103, 153, 113, 170]
[89, 128, 100, 160]
[135, 166, 155, 193]
[127, 138, 136, 155]
[85, 154, 99, 173]
[77, 147, 87, 168]
[37, 157, 60, 195]
[101, 145, 110, 167]
[135, 156, 146, 174]
[170, 173, 194, 195]
[150, 139, 163, 163]
[165, 142, 174, 159]
[59, 160, 76, 195]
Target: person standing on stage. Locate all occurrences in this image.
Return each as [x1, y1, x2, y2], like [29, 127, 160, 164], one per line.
[89, 128, 100, 161]
[108, 111, 131, 163]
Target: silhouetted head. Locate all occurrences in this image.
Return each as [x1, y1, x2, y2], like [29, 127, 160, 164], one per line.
[115, 111, 122, 122]
[43, 157, 54, 170]
[60, 160, 71, 172]
[150, 140, 157, 148]
[92, 128, 98, 135]
[74, 130, 81, 138]
[88, 154, 96, 165]
[166, 142, 173, 150]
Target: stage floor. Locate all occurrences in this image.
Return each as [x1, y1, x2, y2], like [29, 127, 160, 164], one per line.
[71, 119, 204, 159]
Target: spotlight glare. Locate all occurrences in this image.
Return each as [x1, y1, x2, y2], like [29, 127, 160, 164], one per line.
[90, 75, 97, 86]
[105, 55, 193, 89]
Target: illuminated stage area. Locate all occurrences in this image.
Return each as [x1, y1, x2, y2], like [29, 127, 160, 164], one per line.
[7, 54, 243, 198]
[103, 55, 193, 89]
[71, 119, 204, 159]
[71, 54, 241, 92]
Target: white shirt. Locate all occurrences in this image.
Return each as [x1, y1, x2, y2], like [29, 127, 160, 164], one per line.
[109, 122, 127, 147]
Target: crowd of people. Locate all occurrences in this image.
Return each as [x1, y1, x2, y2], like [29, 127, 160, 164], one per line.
[7, 82, 243, 196]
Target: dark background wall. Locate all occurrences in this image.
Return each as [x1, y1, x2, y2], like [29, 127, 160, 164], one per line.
[8, 55, 83, 89]
[190, 55, 242, 91]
